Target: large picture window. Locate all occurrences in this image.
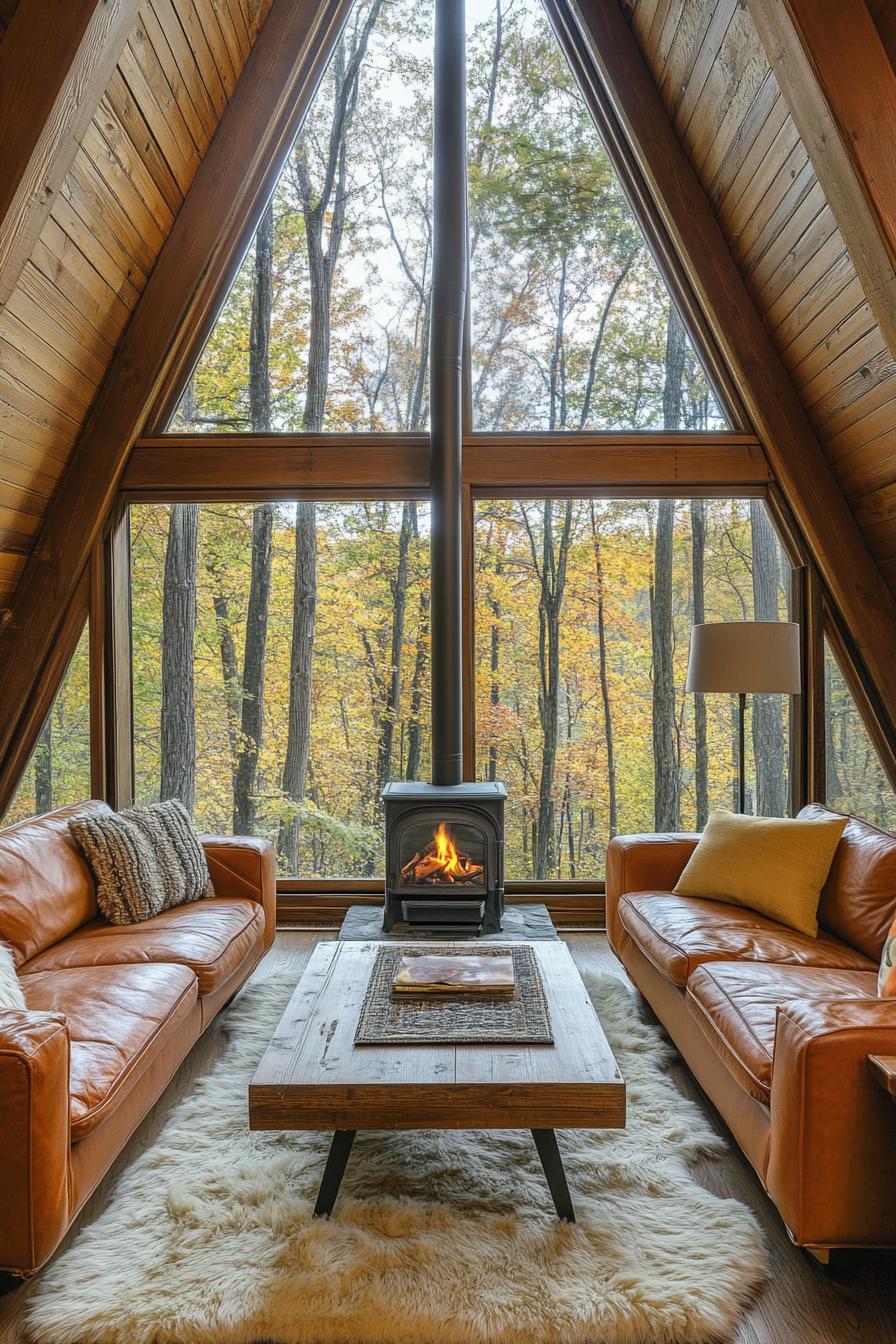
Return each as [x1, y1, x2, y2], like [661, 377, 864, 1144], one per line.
[131, 501, 430, 876]
[474, 497, 792, 878]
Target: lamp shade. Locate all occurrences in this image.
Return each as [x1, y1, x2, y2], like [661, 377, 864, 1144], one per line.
[685, 621, 801, 694]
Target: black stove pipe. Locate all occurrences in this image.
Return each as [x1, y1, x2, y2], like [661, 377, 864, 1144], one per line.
[429, 0, 467, 787]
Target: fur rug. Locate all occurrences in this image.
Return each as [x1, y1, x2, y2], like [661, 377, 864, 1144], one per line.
[27, 970, 766, 1344]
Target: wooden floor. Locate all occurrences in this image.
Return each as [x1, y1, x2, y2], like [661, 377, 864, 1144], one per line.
[2, 929, 895, 1344]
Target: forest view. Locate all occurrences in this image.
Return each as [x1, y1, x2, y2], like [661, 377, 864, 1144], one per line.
[123, 494, 794, 880]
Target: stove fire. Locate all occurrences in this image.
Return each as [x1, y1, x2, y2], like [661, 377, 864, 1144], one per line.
[400, 821, 485, 886]
[382, 783, 506, 934]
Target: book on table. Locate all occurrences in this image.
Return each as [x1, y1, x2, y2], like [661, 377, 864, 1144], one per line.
[391, 953, 515, 996]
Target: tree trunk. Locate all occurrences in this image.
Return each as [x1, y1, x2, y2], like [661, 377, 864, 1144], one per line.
[160, 503, 199, 810]
[530, 499, 573, 879]
[590, 504, 617, 837]
[278, 12, 380, 866]
[691, 498, 709, 827]
[210, 586, 241, 771]
[232, 201, 275, 835]
[278, 502, 317, 871]
[651, 305, 686, 832]
[651, 500, 678, 830]
[751, 499, 785, 815]
[374, 503, 412, 805]
[34, 716, 52, 813]
[824, 654, 842, 801]
[406, 510, 429, 780]
[487, 553, 502, 783]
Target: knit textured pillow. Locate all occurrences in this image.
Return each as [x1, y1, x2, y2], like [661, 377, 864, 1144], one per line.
[68, 800, 214, 926]
[0, 942, 25, 1009]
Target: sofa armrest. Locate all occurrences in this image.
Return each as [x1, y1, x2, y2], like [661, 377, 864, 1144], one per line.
[605, 833, 700, 952]
[0, 1010, 71, 1275]
[768, 998, 896, 1248]
[202, 835, 276, 950]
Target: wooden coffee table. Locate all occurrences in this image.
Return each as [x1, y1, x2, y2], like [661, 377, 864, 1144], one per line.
[248, 939, 625, 1222]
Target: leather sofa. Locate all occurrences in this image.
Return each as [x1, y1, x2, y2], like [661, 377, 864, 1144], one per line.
[0, 800, 276, 1278]
[606, 803, 896, 1261]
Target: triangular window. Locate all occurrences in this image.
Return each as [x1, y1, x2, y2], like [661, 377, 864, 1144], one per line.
[467, 0, 725, 431]
[171, 0, 725, 435]
[824, 637, 896, 828]
[172, 0, 435, 433]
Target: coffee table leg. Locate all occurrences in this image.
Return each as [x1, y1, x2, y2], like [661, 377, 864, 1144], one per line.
[313, 1129, 356, 1217]
[531, 1129, 576, 1223]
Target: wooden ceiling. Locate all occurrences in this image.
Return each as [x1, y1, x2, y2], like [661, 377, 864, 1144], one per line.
[627, 0, 896, 591]
[0, 0, 271, 608]
[1, 0, 896, 716]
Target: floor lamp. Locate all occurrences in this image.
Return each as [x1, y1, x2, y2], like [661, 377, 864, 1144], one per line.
[685, 622, 801, 814]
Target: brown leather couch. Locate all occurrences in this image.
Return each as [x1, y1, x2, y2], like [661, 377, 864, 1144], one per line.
[0, 800, 276, 1278]
[606, 803, 896, 1260]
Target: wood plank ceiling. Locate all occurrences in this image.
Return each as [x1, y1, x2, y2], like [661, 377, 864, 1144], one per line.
[624, 0, 896, 593]
[0, 0, 272, 607]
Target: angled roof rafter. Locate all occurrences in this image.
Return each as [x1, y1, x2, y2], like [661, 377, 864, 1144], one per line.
[746, 0, 896, 367]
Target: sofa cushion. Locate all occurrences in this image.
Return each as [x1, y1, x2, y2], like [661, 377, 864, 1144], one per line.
[685, 962, 880, 1104]
[673, 809, 847, 936]
[20, 962, 198, 1140]
[69, 800, 214, 926]
[801, 804, 896, 961]
[0, 801, 109, 967]
[617, 892, 875, 989]
[21, 897, 265, 995]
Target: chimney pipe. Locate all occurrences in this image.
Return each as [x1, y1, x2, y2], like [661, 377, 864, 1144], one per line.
[429, 0, 467, 787]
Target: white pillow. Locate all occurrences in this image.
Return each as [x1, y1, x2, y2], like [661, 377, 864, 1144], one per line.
[0, 943, 25, 1010]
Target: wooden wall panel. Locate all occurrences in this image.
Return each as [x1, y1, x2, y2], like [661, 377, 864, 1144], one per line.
[0, 0, 273, 608]
[626, 0, 896, 593]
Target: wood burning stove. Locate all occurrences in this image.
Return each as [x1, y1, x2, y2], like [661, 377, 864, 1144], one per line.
[382, 782, 506, 934]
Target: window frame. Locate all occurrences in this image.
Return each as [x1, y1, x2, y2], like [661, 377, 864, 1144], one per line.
[111, 428, 808, 899]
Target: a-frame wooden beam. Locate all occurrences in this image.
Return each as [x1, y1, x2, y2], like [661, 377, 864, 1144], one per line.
[747, 0, 896, 365]
[0, 0, 352, 779]
[0, 0, 142, 311]
[564, 0, 896, 734]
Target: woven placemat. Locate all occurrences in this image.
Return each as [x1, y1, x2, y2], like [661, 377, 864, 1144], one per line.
[354, 944, 553, 1045]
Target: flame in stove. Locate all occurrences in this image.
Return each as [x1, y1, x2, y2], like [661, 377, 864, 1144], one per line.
[400, 821, 485, 886]
[433, 822, 465, 880]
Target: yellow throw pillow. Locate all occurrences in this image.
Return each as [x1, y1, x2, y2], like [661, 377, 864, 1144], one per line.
[673, 809, 847, 937]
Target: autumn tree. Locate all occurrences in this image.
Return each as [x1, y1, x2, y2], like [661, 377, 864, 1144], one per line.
[279, 2, 382, 870]
[691, 498, 708, 827]
[160, 503, 199, 810]
[751, 499, 785, 815]
[651, 307, 686, 831]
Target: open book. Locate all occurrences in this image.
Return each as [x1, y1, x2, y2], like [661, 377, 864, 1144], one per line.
[391, 953, 515, 996]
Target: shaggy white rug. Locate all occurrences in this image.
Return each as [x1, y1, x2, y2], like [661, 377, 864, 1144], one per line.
[27, 970, 766, 1344]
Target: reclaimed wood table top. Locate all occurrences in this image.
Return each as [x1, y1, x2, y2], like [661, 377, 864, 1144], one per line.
[248, 939, 625, 1133]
